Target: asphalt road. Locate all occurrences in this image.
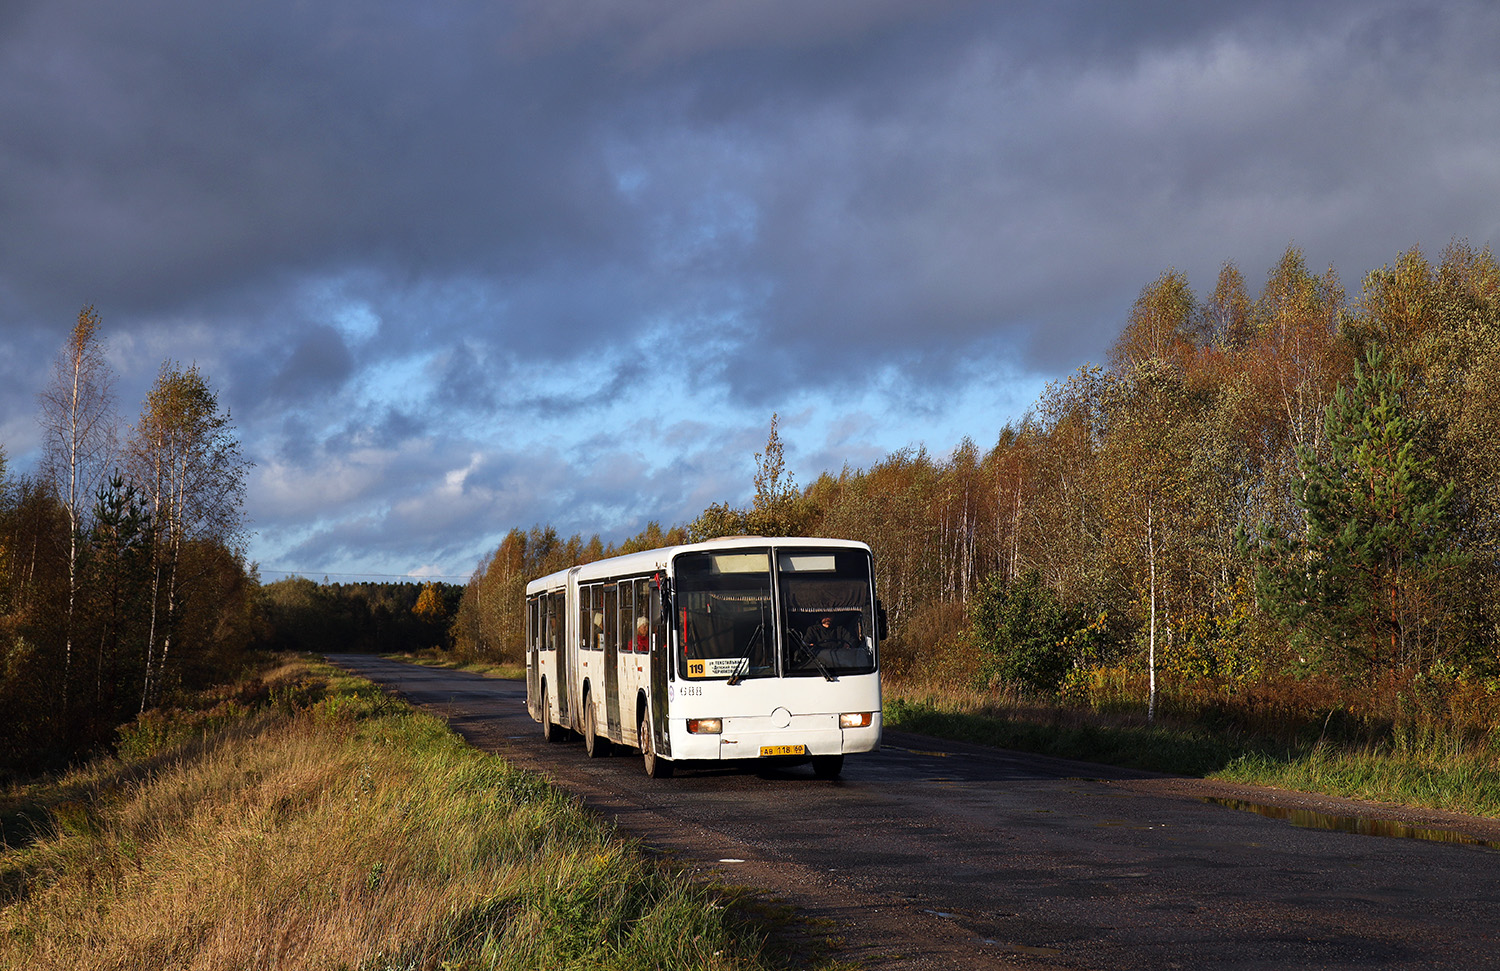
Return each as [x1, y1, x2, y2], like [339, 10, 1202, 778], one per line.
[328, 654, 1500, 970]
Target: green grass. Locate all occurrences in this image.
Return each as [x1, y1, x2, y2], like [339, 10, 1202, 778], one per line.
[883, 690, 1500, 819]
[1216, 744, 1500, 818]
[0, 657, 833, 971]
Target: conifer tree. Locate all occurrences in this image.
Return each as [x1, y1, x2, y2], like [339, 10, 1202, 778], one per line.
[1257, 347, 1461, 672]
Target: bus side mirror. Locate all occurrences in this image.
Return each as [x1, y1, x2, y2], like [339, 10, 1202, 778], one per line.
[876, 600, 889, 641]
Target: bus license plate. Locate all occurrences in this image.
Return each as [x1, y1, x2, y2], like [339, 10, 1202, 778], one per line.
[760, 745, 807, 757]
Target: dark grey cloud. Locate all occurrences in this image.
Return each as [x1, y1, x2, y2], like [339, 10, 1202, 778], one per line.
[0, 2, 629, 321]
[269, 325, 354, 402]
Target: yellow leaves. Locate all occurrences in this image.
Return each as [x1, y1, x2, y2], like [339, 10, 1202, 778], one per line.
[412, 583, 446, 624]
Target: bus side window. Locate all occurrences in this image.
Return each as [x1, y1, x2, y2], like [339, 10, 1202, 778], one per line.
[603, 583, 618, 654]
[619, 581, 634, 656]
[578, 585, 590, 652]
[590, 584, 604, 650]
[549, 591, 564, 652]
[633, 578, 649, 652]
[546, 591, 558, 654]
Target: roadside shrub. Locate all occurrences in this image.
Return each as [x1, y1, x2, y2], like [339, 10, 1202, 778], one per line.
[969, 570, 1109, 694]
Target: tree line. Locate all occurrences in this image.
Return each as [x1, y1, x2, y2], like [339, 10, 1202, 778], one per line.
[0, 309, 253, 774]
[257, 577, 460, 656]
[457, 241, 1500, 732]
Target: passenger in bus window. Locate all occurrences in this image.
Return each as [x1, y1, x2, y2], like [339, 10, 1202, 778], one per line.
[634, 616, 649, 652]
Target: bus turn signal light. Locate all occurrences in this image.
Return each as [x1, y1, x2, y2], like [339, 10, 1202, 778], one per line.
[839, 712, 872, 729]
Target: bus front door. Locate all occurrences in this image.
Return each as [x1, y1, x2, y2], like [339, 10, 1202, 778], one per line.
[649, 579, 671, 757]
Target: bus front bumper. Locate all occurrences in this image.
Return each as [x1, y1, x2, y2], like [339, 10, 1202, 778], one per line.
[670, 715, 882, 760]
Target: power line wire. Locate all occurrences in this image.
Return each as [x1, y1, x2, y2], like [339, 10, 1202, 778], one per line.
[258, 568, 472, 581]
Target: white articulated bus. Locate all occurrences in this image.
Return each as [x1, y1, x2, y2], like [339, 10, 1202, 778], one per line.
[524, 536, 884, 778]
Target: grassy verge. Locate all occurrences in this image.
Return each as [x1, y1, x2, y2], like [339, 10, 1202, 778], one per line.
[1215, 744, 1500, 818]
[883, 689, 1500, 819]
[0, 657, 826, 971]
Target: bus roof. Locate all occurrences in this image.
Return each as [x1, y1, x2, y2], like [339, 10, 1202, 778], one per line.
[523, 536, 873, 595]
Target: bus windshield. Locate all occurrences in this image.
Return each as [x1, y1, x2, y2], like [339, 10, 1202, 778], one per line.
[778, 548, 876, 677]
[676, 550, 776, 681]
[674, 546, 877, 681]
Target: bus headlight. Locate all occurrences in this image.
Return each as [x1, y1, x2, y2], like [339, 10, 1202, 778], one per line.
[839, 712, 873, 729]
[687, 718, 722, 734]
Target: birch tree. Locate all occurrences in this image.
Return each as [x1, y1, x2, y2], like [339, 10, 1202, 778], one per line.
[37, 306, 116, 708]
[1100, 358, 1202, 720]
[749, 412, 806, 535]
[127, 363, 247, 708]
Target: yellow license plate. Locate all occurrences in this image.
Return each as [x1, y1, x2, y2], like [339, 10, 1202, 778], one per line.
[759, 745, 807, 757]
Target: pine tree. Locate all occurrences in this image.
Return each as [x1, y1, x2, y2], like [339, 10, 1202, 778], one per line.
[1257, 347, 1461, 673]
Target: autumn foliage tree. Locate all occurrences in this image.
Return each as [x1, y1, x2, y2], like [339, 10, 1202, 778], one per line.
[2, 325, 255, 772]
[127, 362, 249, 709]
[36, 305, 116, 714]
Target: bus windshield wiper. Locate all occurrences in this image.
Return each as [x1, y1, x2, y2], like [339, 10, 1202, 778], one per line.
[793, 634, 838, 682]
[726, 623, 764, 686]
[807, 649, 837, 682]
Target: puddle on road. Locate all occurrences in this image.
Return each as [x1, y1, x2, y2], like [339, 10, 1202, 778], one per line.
[1204, 797, 1500, 849]
[894, 747, 952, 758]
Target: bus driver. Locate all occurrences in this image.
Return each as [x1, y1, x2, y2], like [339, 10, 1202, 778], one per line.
[804, 614, 856, 654]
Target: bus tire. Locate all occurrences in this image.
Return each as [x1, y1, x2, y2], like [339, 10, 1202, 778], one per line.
[584, 696, 610, 758]
[812, 754, 844, 779]
[641, 710, 673, 778]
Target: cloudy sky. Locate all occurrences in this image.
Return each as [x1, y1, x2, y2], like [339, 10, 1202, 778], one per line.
[2, 1, 1497, 582]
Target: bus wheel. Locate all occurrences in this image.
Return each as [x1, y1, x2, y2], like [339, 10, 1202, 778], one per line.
[640, 711, 673, 778]
[584, 697, 611, 758]
[812, 755, 844, 779]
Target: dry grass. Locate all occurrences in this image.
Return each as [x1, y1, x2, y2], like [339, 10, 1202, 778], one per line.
[0, 659, 792, 971]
